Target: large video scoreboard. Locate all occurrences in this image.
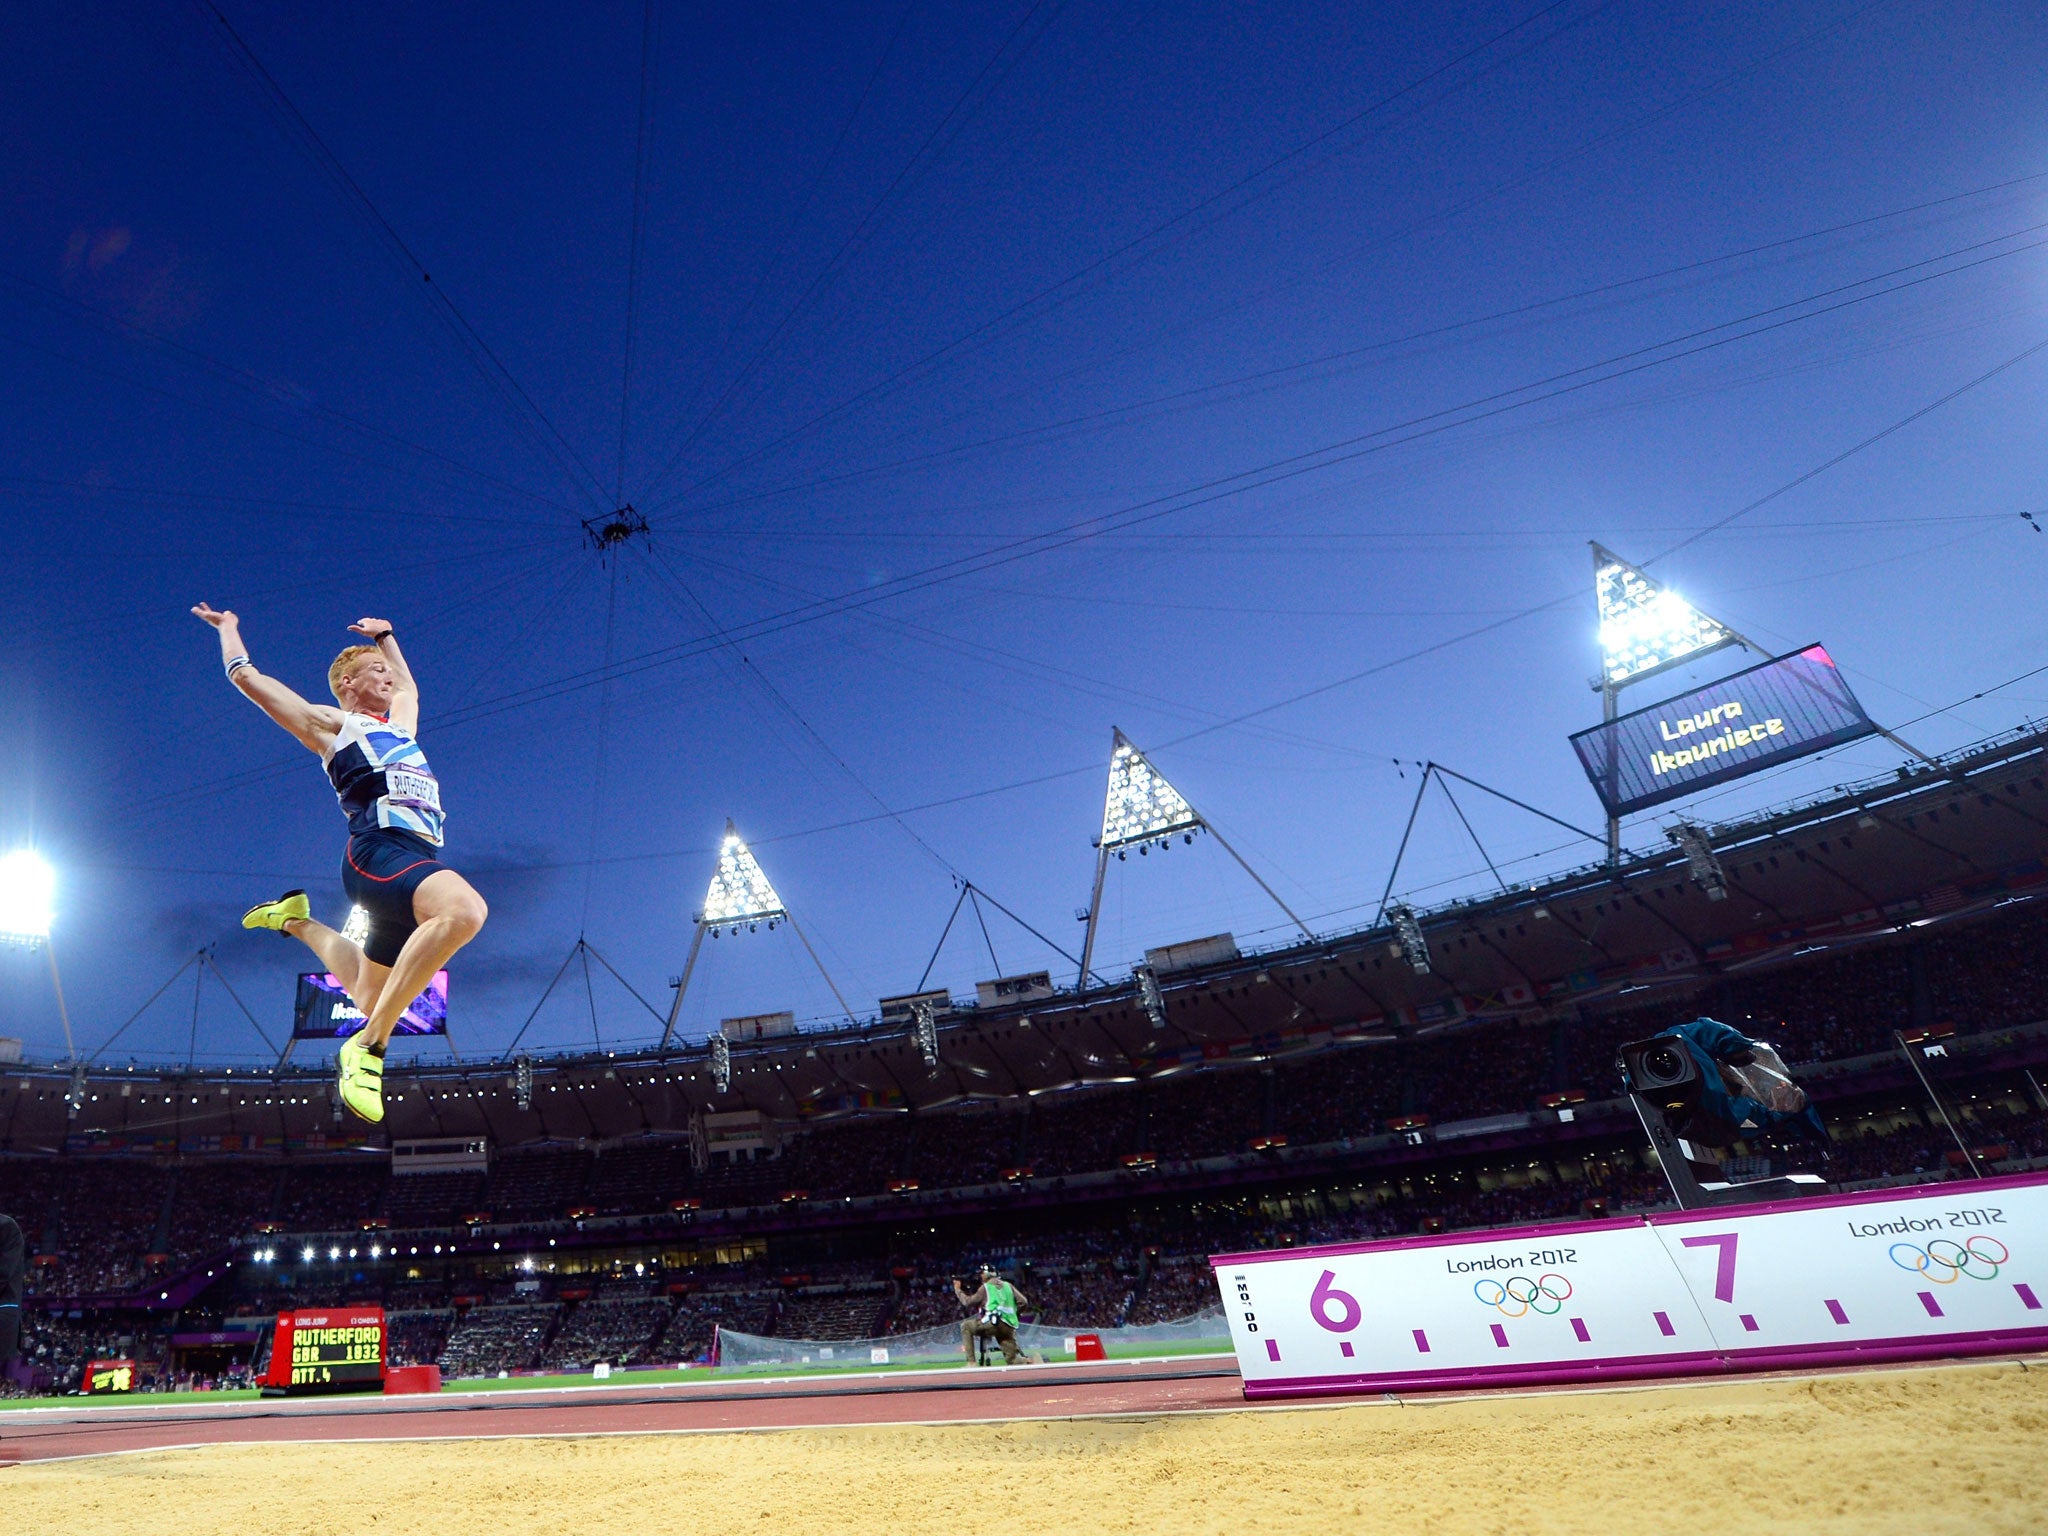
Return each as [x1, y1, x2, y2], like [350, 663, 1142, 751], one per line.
[259, 1307, 386, 1394]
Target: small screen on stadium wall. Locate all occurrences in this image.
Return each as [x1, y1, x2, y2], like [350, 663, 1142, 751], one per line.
[293, 970, 449, 1038]
[1569, 643, 1876, 817]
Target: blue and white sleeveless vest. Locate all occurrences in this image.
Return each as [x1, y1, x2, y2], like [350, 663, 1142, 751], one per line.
[323, 712, 446, 846]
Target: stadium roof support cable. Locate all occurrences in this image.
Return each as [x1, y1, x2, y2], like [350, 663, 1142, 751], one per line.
[503, 944, 584, 1059]
[190, 0, 613, 516]
[914, 885, 971, 996]
[637, 0, 915, 495]
[665, 174, 2048, 523]
[1375, 766, 1437, 930]
[215, 954, 308, 1065]
[651, 0, 1915, 512]
[86, 952, 204, 1067]
[638, 0, 1068, 504]
[968, 888, 1003, 977]
[1433, 775, 1508, 897]
[1369, 759, 1600, 925]
[455, 229, 2048, 726]
[645, 0, 1597, 509]
[614, 0, 661, 505]
[0, 272, 584, 519]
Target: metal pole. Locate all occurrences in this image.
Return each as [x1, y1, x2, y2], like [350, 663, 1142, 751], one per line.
[1374, 766, 1434, 928]
[504, 942, 582, 1057]
[1075, 845, 1109, 996]
[44, 939, 78, 1065]
[966, 883, 1087, 970]
[90, 952, 199, 1067]
[1201, 818, 1313, 940]
[1871, 723, 1942, 771]
[200, 950, 280, 1057]
[1602, 685, 1621, 867]
[783, 909, 858, 1025]
[1893, 1031, 1983, 1179]
[1434, 776, 1508, 895]
[186, 948, 206, 1070]
[660, 923, 707, 1049]
[914, 885, 969, 993]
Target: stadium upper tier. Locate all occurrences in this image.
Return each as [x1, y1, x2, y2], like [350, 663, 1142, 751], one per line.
[3, 719, 2045, 1151]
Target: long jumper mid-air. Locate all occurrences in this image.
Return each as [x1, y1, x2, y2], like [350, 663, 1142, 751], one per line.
[193, 604, 488, 1123]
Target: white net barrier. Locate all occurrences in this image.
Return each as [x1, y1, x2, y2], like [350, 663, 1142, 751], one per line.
[713, 1304, 1229, 1372]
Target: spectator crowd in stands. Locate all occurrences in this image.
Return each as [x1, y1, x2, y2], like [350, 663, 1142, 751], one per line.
[5, 904, 2048, 1393]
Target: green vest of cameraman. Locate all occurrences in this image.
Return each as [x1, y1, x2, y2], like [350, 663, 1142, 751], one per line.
[982, 1278, 1020, 1327]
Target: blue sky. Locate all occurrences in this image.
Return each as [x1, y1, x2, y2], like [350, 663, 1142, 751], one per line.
[3, 0, 2046, 1063]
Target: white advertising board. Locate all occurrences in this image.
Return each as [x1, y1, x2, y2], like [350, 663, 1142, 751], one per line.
[1212, 1172, 2048, 1398]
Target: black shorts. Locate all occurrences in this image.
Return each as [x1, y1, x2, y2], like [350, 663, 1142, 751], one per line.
[342, 829, 447, 967]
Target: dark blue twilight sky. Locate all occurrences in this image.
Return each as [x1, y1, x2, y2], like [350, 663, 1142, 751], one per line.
[3, 0, 2046, 1064]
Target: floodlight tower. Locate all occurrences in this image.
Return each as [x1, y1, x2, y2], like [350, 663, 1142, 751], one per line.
[659, 820, 856, 1047]
[0, 848, 77, 1064]
[1075, 729, 1312, 995]
[1589, 545, 1759, 866]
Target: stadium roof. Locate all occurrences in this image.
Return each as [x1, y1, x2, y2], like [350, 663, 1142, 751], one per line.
[4, 719, 2045, 1153]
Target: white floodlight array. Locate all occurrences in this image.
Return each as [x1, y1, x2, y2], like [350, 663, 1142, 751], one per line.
[912, 997, 940, 1068]
[341, 904, 371, 945]
[1387, 905, 1432, 976]
[0, 849, 56, 943]
[1667, 823, 1729, 901]
[1099, 730, 1202, 854]
[1134, 964, 1167, 1033]
[708, 1032, 732, 1094]
[698, 822, 787, 936]
[1594, 547, 1734, 687]
[515, 1055, 534, 1111]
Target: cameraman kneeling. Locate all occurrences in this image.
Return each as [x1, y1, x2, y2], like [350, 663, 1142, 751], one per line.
[953, 1264, 1039, 1365]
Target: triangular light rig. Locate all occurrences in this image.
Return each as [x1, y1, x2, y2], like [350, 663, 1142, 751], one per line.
[1101, 730, 1203, 855]
[700, 824, 787, 937]
[1075, 728, 1313, 996]
[660, 820, 856, 1048]
[1592, 543, 1742, 691]
[1589, 543, 1759, 864]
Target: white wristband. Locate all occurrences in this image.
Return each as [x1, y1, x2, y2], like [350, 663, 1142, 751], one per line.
[225, 655, 253, 681]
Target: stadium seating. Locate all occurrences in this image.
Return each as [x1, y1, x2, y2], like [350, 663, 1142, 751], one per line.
[5, 902, 2048, 1393]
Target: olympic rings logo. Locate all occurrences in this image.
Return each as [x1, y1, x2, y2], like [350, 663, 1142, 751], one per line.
[1888, 1236, 2007, 1284]
[1472, 1273, 1573, 1316]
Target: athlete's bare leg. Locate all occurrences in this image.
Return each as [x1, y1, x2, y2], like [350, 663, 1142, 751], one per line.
[280, 918, 388, 1018]
[358, 869, 486, 1050]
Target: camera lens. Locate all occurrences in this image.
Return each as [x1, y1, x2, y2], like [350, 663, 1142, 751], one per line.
[1642, 1045, 1682, 1082]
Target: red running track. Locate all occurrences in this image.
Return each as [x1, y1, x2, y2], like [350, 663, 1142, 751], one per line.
[0, 1359, 1250, 1465]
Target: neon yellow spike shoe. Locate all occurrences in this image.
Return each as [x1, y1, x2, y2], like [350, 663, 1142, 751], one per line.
[337, 1035, 386, 1124]
[242, 890, 310, 932]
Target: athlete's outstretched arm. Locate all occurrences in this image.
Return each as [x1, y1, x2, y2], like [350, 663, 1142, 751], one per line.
[193, 604, 340, 754]
[350, 618, 417, 735]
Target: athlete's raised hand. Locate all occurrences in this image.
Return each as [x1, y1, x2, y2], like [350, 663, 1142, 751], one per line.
[192, 603, 238, 629]
[349, 618, 394, 641]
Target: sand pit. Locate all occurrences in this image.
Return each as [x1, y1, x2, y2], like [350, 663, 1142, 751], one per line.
[8, 1359, 2044, 1535]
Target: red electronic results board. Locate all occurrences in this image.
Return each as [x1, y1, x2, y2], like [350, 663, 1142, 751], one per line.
[259, 1307, 386, 1394]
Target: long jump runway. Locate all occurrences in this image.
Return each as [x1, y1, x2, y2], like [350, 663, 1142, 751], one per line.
[0, 1356, 1247, 1464]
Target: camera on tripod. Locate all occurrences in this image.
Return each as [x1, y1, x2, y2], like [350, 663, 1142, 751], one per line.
[1617, 1020, 1829, 1209]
